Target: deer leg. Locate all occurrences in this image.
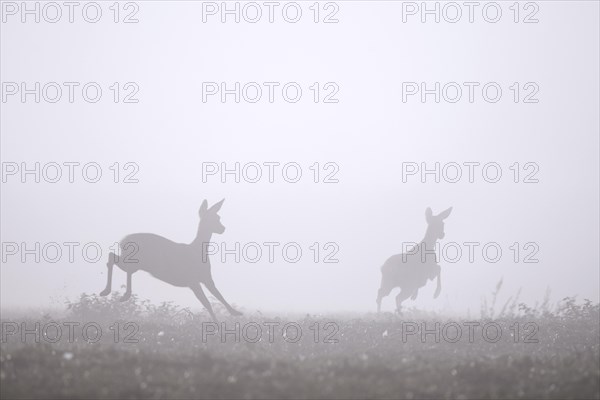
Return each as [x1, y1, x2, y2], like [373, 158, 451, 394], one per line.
[395, 289, 412, 314]
[120, 271, 133, 301]
[100, 252, 116, 296]
[434, 271, 442, 299]
[410, 288, 419, 300]
[204, 280, 243, 316]
[191, 284, 218, 322]
[376, 286, 392, 313]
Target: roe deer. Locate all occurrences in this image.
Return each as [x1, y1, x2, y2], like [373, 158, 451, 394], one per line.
[99, 199, 243, 321]
[376, 207, 452, 313]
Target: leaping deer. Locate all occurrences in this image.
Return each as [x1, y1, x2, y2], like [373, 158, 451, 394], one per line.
[99, 199, 243, 321]
[376, 207, 452, 313]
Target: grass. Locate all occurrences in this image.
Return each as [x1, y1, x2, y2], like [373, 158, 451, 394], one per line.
[1, 291, 599, 399]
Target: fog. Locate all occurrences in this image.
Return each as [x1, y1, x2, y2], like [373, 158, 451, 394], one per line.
[1, 1, 599, 316]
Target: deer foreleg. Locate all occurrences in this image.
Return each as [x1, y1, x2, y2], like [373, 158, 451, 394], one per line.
[376, 283, 393, 313]
[191, 284, 218, 322]
[204, 280, 243, 316]
[100, 252, 116, 296]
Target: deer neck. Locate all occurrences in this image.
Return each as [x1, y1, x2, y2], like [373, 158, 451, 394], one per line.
[420, 226, 438, 250]
[191, 220, 213, 248]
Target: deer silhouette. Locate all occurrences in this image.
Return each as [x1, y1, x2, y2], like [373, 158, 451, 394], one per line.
[376, 207, 452, 313]
[99, 199, 243, 321]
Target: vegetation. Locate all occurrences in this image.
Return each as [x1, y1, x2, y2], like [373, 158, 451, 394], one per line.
[1, 290, 598, 399]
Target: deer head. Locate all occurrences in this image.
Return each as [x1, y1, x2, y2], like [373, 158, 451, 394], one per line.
[199, 199, 226, 234]
[425, 207, 452, 240]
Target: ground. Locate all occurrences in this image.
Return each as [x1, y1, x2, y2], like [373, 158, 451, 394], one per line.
[1, 293, 598, 399]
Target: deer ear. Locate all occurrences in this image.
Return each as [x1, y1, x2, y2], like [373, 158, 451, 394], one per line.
[425, 207, 433, 222]
[438, 207, 452, 220]
[209, 198, 225, 213]
[199, 200, 209, 216]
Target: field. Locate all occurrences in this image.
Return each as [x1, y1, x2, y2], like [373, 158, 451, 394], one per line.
[1, 293, 599, 400]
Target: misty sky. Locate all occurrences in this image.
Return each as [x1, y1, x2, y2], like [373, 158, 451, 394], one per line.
[1, 1, 599, 315]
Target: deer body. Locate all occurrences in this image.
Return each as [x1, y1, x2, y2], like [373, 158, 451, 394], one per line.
[381, 254, 439, 292]
[100, 199, 242, 321]
[117, 233, 212, 287]
[376, 207, 452, 313]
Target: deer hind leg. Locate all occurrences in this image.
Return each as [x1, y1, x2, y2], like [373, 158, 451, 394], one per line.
[100, 252, 117, 296]
[395, 289, 412, 315]
[410, 288, 419, 300]
[204, 279, 243, 316]
[120, 271, 133, 302]
[191, 283, 218, 322]
[433, 265, 442, 299]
